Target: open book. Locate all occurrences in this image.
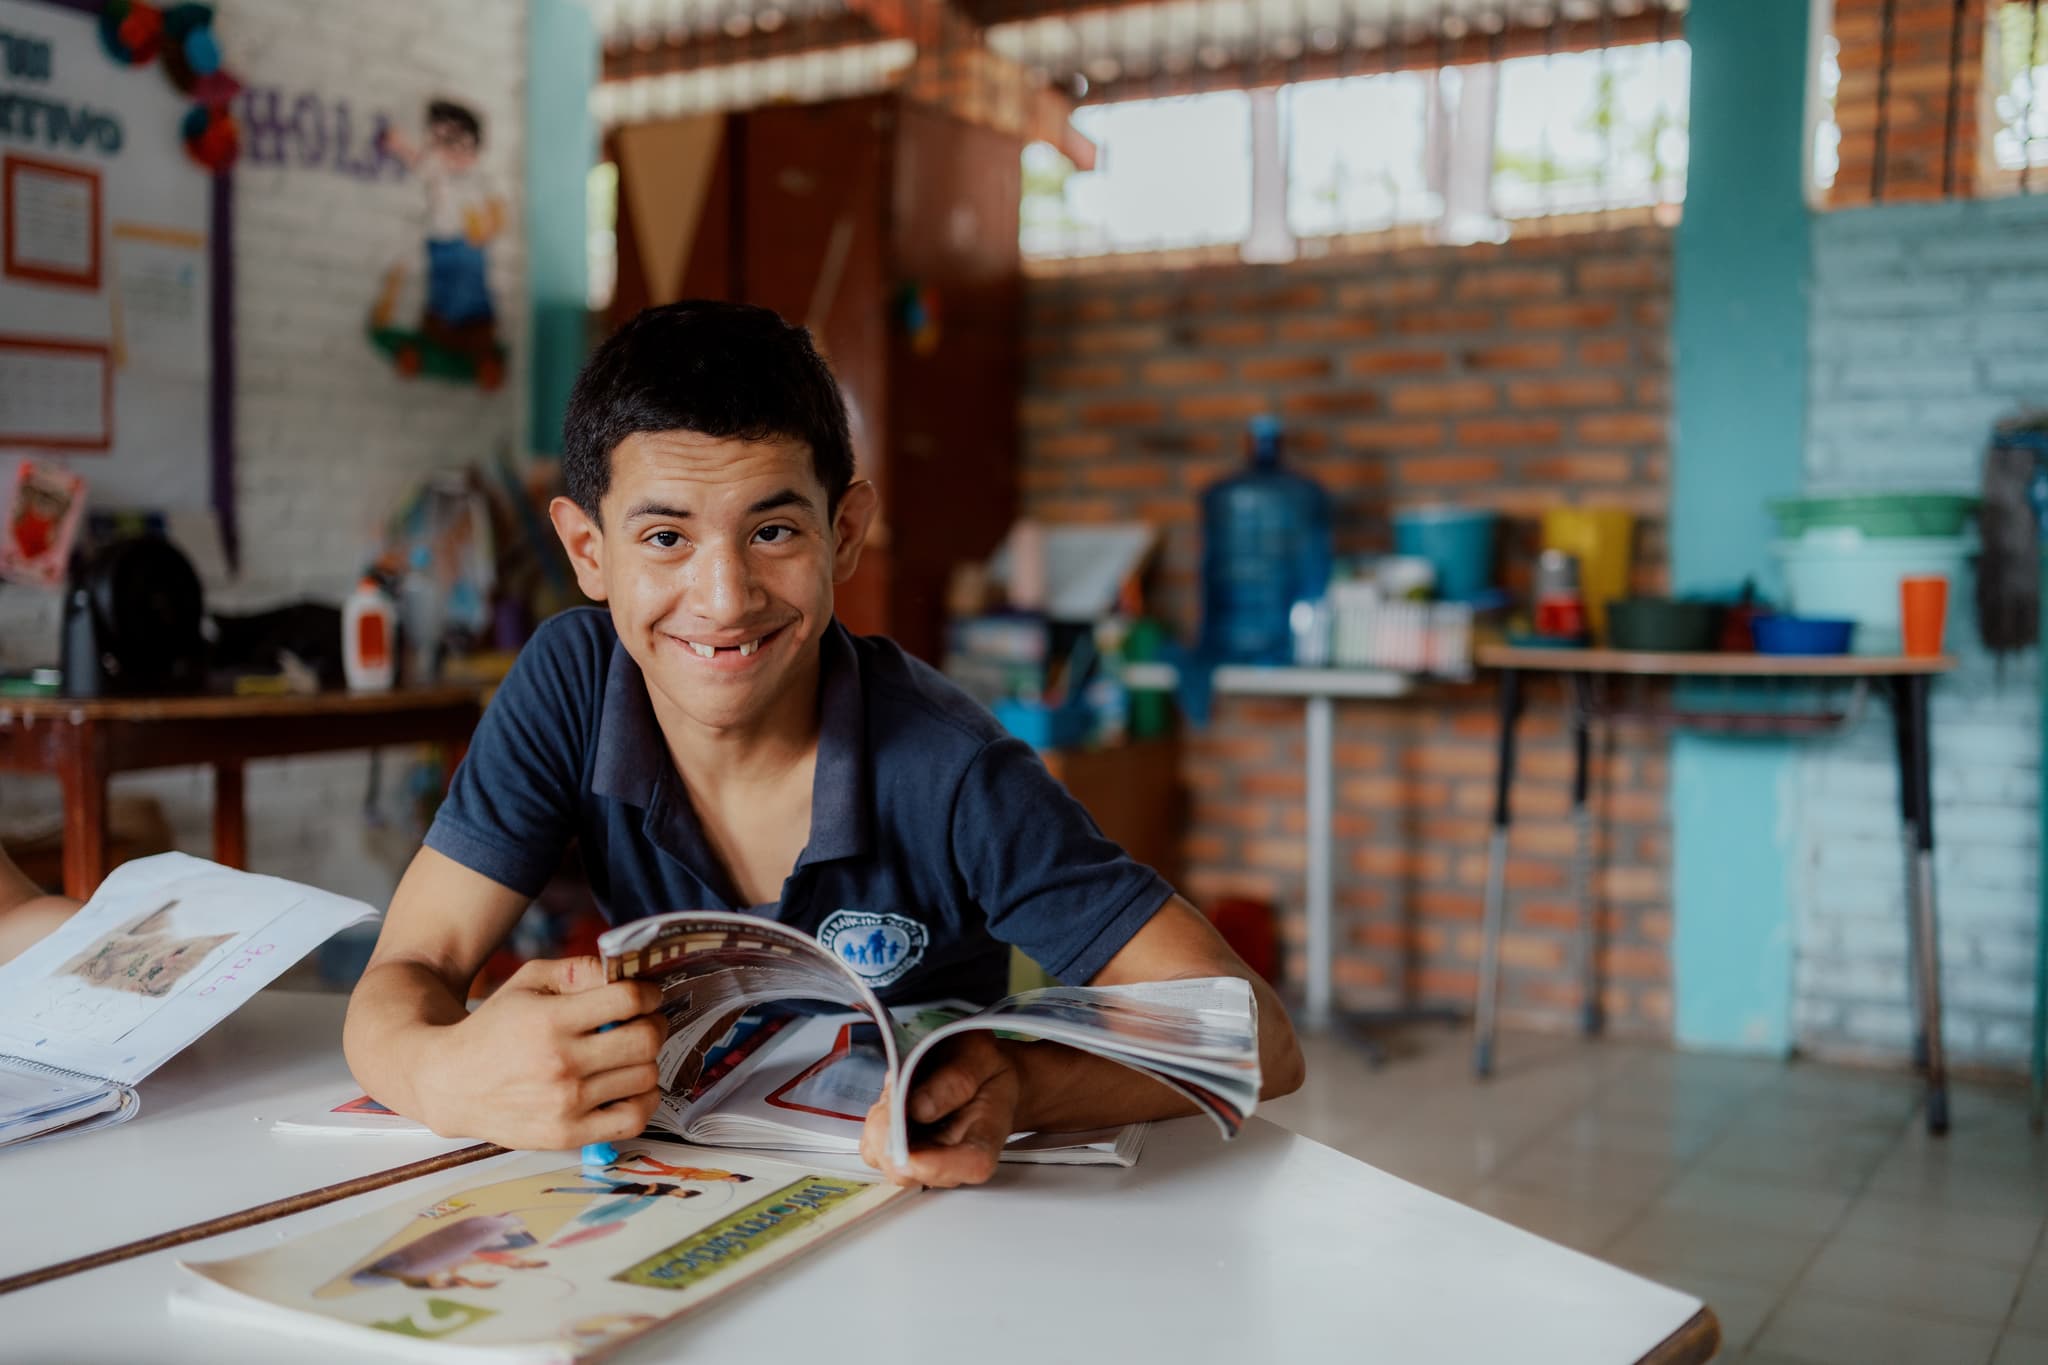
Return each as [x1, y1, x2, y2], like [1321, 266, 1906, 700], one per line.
[279, 1003, 1149, 1166]
[604, 911, 1262, 1169]
[275, 912, 1263, 1169]
[177, 1140, 909, 1364]
[0, 852, 375, 1148]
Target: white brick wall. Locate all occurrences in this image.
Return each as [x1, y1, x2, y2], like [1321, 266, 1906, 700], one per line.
[0, 0, 530, 911]
[1797, 195, 2048, 1070]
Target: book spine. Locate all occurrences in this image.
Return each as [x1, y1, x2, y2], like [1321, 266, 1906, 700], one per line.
[0, 1052, 115, 1088]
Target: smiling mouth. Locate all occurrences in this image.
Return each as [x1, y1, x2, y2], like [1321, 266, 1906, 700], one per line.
[673, 625, 784, 660]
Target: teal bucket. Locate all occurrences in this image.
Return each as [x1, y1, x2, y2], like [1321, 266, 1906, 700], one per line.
[1394, 506, 1498, 602]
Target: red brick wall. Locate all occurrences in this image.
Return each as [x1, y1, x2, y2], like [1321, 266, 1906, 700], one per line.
[1831, 0, 1985, 205]
[1020, 226, 1677, 1036]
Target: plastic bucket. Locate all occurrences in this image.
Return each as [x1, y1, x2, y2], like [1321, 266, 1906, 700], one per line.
[1541, 507, 1634, 641]
[1394, 506, 1497, 602]
[1767, 493, 1978, 540]
[1776, 531, 1975, 655]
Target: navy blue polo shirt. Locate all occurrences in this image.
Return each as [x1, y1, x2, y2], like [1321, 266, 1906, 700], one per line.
[424, 608, 1172, 1004]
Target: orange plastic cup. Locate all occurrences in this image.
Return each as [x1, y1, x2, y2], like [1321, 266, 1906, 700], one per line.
[1900, 575, 1948, 657]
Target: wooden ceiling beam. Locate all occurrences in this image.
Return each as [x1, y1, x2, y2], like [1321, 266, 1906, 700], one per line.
[600, 13, 885, 83]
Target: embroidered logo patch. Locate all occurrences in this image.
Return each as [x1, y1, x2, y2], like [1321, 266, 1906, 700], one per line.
[816, 910, 929, 990]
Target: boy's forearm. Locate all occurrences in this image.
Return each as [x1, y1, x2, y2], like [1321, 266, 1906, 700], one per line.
[1007, 1041, 1197, 1134]
[1009, 975, 1304, 1135]
[342, 959, 469, 1122]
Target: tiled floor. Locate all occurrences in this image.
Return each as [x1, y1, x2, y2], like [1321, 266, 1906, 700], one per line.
[1262, 1024, 2048, 1365]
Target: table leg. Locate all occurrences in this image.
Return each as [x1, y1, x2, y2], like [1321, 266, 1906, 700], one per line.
[1891, 677, 1927, 1071]
[1476, 667, 1524, 1079]
[214, 760, 247, 869]
[1898, 675, 1949, 1136]
[1569, 673, 1600, 1036]
[1305, 694, 1335, 1033]
[55, 721, 109, 901]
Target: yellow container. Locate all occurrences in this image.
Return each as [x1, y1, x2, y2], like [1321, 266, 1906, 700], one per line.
[1541, 507, 1636, 641]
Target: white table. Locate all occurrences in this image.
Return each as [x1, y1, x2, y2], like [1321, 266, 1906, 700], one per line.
[0, 992, 1715, 1363]
[1126, 663, 1415, 1030]
[0, 991, 474, 1282]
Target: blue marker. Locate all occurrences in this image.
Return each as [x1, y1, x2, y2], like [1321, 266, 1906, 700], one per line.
[581, 1020, 623, 1170]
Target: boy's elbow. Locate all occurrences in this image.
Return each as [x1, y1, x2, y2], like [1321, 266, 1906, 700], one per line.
[1263, 1021, 1307, 1100]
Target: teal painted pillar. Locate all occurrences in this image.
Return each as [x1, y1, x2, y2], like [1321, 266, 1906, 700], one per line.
[526, 0, 597, 455]
[1669, 0, 1814, 1053]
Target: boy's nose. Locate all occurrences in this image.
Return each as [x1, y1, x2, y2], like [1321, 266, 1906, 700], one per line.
[684, 542, 763, 624]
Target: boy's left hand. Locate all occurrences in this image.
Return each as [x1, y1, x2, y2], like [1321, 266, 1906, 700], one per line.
[858, 1032, 1021, 1188]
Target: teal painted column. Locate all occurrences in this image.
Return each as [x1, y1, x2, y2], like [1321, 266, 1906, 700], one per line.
[1669, 0, 1813, 1052]
[526, 0, 597, 455]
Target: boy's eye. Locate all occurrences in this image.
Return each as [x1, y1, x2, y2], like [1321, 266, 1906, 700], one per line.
[649, 530, 682, 549]
[754, 525, 795, 545]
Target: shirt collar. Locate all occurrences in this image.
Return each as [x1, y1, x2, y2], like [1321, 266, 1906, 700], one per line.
[590, 639, 663, 807]
[798, 620, 870, 868]
[587, 620, 871, 874]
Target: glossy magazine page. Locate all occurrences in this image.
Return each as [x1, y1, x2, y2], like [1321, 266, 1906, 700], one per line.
[178, 1141, 912, 1364]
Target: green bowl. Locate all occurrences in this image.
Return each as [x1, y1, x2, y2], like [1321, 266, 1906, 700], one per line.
[1767, 493, 1978, 539]
[1606, 598, 1719, 652]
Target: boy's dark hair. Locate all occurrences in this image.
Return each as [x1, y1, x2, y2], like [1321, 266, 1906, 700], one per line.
[427, 99, 482, 145]
[563, 301, 855, 522]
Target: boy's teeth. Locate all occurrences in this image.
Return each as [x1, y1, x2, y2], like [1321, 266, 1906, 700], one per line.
[689, 641, 716, 658]
[738, 640, 758, 657]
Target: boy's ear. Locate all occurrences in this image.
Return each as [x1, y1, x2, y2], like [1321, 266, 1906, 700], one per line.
[830, 479, 880, 584]
[548, 496, 609, 602]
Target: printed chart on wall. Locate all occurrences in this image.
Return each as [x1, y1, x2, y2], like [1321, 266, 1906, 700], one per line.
[0, 0, 216, 509]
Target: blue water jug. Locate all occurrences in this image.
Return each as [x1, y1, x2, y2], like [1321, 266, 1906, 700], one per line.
[1199, 416, 1334, 665]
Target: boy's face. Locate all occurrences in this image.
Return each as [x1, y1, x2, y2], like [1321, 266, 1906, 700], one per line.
[428, 119, 479, 170]
[550, 431, 875, 738]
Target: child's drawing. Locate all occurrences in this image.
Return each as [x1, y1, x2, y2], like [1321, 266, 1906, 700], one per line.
[60, 902, 232, 997]
[6, 900, 243, 1046]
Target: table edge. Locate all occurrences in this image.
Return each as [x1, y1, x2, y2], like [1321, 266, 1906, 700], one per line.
[1476, 645, 1956, 677]
[1636, 1307, 1720, 1365]
[0, 687, 488, 721]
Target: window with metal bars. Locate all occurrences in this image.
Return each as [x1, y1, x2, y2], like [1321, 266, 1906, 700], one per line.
[1020, 38, 1690, 260]
[1989, 0, 2048, 176]
[1818, 0, 2048, 205]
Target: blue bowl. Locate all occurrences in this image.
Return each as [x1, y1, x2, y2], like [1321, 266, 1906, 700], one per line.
[1751, 615, 1855, 655]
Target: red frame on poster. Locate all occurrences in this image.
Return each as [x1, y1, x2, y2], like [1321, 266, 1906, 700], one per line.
[0, 334, 114, 451]
[3, 153, 103, 291]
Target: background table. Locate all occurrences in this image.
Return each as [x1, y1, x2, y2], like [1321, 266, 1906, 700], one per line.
[1125, 663, 1415, 1031]
[1473, 646, 1958, 1133]
[0, 991, 1714, 1364]
[0, 688, 485, 898]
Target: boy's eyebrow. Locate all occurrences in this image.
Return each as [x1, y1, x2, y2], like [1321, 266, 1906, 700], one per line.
[748, 489, 814, 516]
[621, 500, 691, 523]
[617, 490, 814, 522]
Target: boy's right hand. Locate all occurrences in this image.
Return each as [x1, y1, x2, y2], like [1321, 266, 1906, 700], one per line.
[413, 956, 667, 1151]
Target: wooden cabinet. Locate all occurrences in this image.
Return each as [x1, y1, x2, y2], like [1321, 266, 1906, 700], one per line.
[1041, 736, 1185, 890]
[608, 96, 1022, 664]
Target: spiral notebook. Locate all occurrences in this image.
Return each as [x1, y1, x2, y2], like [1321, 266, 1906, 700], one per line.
[0, 852, 377, 1148]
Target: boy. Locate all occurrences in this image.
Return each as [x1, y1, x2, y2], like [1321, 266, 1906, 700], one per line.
[344, 301, 1303, 1188]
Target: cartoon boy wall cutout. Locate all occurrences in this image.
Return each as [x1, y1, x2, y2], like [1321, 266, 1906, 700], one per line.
[372, 99, 507, 387]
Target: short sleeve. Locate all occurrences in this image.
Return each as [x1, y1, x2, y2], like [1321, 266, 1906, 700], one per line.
[948, 736, 1174, 986]
[424, 615, 594, 897]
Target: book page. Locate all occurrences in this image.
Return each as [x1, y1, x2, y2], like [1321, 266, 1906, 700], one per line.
[180, 1141, 909, 1360]
[678, 1004, 969, 1151]
[0, 853, 375, 1085]
[599, 912, 908, 1107]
